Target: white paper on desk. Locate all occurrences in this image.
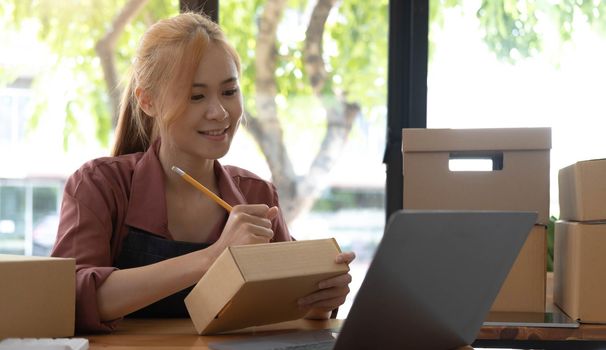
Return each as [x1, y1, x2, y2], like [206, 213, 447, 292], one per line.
[209, 330, 337, 350]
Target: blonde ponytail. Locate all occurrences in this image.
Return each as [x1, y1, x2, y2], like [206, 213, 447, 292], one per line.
[112, 73, 156, 156]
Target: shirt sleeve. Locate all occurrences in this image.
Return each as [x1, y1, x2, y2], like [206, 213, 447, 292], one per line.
[51, 168, 122, 333]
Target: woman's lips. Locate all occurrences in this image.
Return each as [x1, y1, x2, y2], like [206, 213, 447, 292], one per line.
[199, 129, 226, 136]
[198, 126, 229, 140]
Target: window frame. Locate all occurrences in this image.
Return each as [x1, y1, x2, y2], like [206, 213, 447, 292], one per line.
[384, 1, 429, 222]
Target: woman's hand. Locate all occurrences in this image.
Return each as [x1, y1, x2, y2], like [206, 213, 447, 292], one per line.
[210, 204, 278, 256]
[299, 251, 356, 320]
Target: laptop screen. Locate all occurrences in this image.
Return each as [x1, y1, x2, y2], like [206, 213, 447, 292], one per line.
[334, 210, 536, 350]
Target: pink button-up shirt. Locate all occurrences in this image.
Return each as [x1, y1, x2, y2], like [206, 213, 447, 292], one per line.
[51, 141, 291, 333]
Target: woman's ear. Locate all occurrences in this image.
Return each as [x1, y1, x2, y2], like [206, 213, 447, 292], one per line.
[135, 87, 156, 117]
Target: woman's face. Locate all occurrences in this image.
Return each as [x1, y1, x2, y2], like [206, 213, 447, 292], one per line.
[163, 43, 243, 160]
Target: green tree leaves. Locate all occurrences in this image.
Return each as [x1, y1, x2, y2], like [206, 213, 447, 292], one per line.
[2, 0, 178, 149]
[478, 0, 541, 62]
[2, 0, 605, 150]
[428, 0, 606, 63]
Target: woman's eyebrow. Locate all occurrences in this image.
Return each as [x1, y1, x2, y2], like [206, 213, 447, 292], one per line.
[192, 77, 237, 87]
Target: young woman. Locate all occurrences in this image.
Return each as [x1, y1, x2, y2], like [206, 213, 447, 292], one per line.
[51, 12, 354, 333]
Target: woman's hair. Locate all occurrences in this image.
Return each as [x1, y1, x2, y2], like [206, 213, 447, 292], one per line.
[112, 12, 241, 156]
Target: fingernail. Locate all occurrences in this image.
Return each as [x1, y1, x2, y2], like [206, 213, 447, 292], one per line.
[335, 255, 344, 263]
[267, 206, 278, 220]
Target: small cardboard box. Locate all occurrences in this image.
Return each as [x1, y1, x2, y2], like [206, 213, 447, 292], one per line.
[558, 159, 606, 222]
[402, 127, 551, 225]
[491, 224, 546, 312]
[554, 221, 606, 323]
[0, 255, 75, 338]
[185, 239, 349, 335]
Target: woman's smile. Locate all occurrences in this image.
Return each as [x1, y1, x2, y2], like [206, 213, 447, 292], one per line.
[197, 126, 229, 140]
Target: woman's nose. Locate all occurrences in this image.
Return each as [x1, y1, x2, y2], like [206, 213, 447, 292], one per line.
[206, 98, 229, 120]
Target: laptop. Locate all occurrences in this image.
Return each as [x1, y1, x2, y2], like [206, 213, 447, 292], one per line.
[210, 210, 537, 350]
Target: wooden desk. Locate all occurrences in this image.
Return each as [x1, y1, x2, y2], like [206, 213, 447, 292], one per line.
[82, 315, 606, 350]
[476, 323, 606, 349]
[478, 322, 606, 341]
[87, 318, 337, 349]
[92, 274, 606, 349]
[86, 318, 474, 350]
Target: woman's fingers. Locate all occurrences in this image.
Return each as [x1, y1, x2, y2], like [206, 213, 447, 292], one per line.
[266, 206, 279, 220]
[318, 273, 352, 289]
[232, 211, 273, 229]
[232, 204, 271, 216]
[335, 251, 356, 264]
[298, 285, 350, 308]
[299, 277, 351, 304]
[246, 223, 275, 240]
[229, 205, 278, 228]
[296, 251, 356, 309]
[301, 297, 347, 312]
[215, 204, 278, 248]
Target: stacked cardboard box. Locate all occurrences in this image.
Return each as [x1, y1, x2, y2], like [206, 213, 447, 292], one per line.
[0, 255, 75, 338]
[554, 159, 606, 323]
[402, 127, 551, 312]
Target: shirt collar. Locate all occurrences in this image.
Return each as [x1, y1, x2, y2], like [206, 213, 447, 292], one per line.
[125, 140, 169, 237]
[215, 161, 248, 208]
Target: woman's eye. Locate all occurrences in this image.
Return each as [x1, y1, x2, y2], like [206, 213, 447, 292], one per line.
[224, 88, 239, 96]
[191, 94, 205, 101]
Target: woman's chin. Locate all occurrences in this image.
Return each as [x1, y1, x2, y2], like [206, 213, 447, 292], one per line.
[201, 147, 230, 160]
